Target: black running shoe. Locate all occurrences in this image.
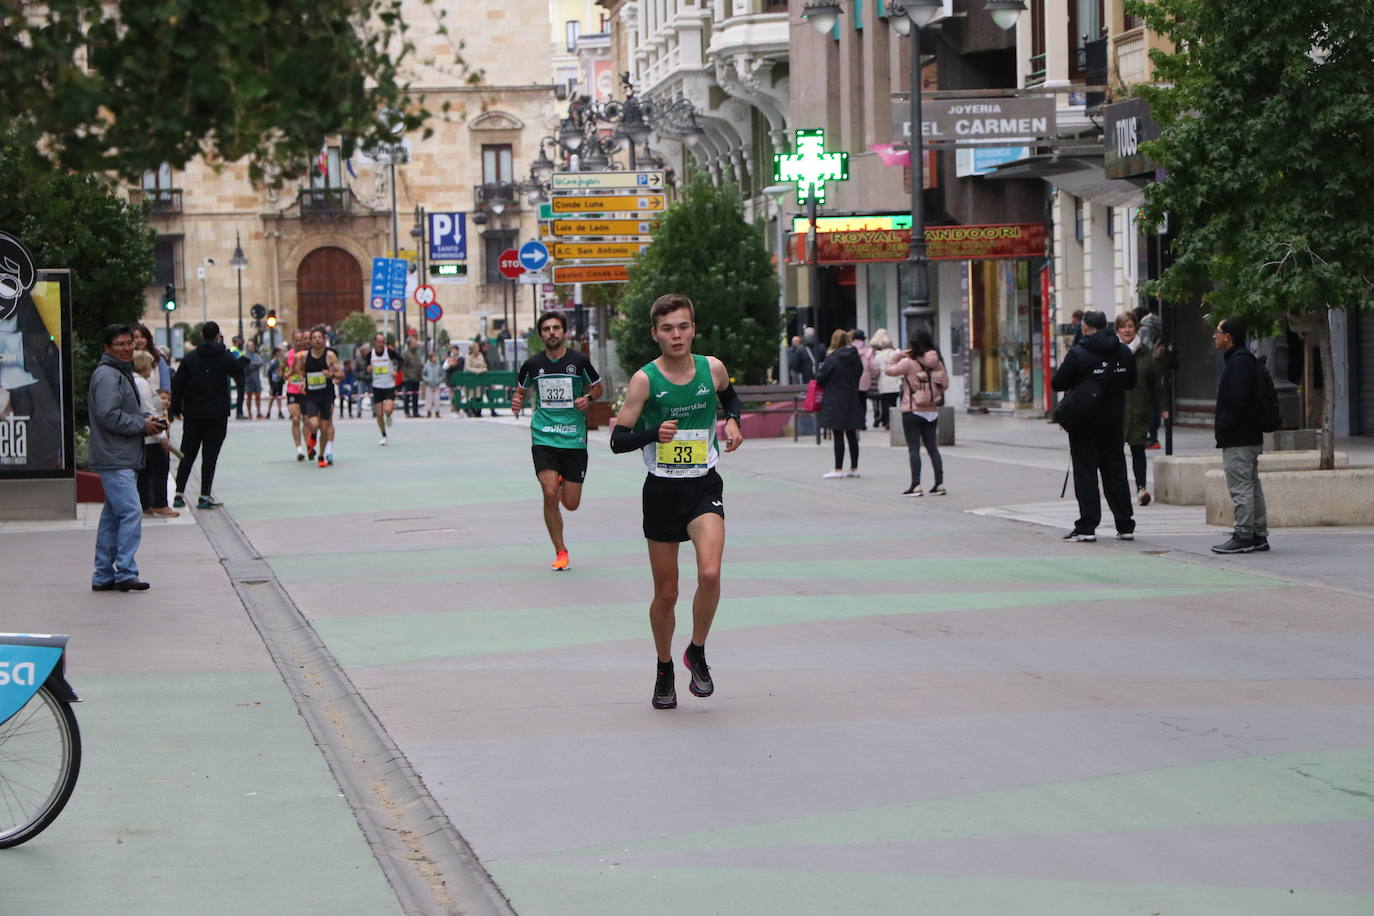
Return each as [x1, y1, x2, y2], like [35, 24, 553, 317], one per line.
[683, 643, 713, 698]
[1211, 535, 1257, 554]
[652, 665, 677, 709]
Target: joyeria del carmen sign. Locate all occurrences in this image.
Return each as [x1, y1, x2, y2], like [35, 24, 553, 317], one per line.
[789, 222, 1046, 265]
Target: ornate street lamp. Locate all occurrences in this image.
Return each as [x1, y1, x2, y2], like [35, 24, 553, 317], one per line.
[984, 0, 1027, 31]
[230, 230, 247, 342]
[802, 1, 843, 35]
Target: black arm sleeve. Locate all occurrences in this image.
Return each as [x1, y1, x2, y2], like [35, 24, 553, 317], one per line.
[719, 382, 743, 420]
[610, 423, 660, 454]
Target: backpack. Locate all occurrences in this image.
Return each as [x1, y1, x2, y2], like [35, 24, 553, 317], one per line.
[1256, 356, 1282, 433]
[1053, 376, 1104, 433]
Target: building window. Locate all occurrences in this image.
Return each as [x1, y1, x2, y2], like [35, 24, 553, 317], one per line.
[140, 163, 181, 212]
[566, 20, 581, 51]
[1068, 0, 1106, 81]
[483, 229, 518, 284]
[1123, 10, 1143, 30]
[482, 145, 513, 185]
[1028, 0, 1046, 85]
[141, 163, 173, 191]
[310, 147, 343, 189]
[1074, 198, 1084, 242]
[152, 237, 178, 287]
[1106, 206, 1115, 238]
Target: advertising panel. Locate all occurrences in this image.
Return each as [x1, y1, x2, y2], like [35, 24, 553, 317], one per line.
[0, 232, 74, 479]
[788, 223, 1047, 264]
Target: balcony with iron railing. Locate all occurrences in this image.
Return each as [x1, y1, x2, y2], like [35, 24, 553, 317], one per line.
[129, 188, 183, 214]
[1025, 52, 1047, 87]
[296, 187, 354, 219]
[1113, 29, 1148, 87]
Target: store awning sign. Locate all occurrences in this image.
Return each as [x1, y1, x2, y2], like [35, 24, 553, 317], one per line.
[891, 97, 1056, 145]
[789, 222, 1047, 264]
[1103, 97, 1160, 179]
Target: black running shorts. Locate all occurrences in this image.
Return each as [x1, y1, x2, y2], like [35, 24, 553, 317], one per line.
[372, 387, 397, 402]
[302, 396, 334, 421]
[286, 392, 305, 406]
[531, 445, 588, 484]
[641, 469, 724, 543]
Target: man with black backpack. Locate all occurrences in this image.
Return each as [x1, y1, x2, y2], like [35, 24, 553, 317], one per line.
[1051, 309, 1137, 542]
[1211, 317, 1271, 554]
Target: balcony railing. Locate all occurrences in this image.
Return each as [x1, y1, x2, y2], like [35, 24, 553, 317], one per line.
[130, 188, 183, 214]
[1114, 31, 1147, 86]
[1025, 52, 1047, 87]
[297, 187, 354, 219]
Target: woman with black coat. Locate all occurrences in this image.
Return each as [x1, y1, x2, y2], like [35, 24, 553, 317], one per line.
[816, 328, 864, 478]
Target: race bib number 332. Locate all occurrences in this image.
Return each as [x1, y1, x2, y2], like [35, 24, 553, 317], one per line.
[537, 376, 574, 409]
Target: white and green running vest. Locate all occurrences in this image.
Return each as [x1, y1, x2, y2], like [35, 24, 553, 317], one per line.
[635, 355, 719, 478]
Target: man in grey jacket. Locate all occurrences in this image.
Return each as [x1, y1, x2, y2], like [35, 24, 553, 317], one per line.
[89, 324, 166, 591]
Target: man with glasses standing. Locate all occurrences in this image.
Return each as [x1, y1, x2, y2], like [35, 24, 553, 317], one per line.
[1211, 317, 1270, 554]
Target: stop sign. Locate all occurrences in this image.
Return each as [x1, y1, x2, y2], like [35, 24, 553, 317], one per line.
[498, 248, 523, 279]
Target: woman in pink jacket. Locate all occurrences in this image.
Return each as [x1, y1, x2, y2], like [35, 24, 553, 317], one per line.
[884, 329, 949, 496]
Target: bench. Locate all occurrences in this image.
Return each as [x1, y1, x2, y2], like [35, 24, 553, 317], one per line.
[448, 370, 517, 413]
[731, 384, 819, 443]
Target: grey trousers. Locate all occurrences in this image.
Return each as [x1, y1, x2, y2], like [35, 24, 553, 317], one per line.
[1222, 444, 1268, 537]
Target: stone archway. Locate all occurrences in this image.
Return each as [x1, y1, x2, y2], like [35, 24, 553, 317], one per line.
[296, 246, 363, 329]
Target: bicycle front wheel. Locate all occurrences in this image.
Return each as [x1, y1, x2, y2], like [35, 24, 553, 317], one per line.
[0, 685, 81, 848]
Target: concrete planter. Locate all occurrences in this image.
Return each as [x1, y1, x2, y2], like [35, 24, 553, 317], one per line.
[889, 405, 956, 448]
[1155, 450, 1349, 505]
[1205, 467, 1374, 527]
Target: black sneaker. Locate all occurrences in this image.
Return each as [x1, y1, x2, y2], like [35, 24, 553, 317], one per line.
[683, 643, 714, 698]
[1211, 535, 1257, 555]
[1062, 530, 1096, 542]
[91, 582, 116, 592]
[114, 579, 151, 591]
[652, 665, 677, 709]
[1251, 536, 1270, 552]
[1116, 531, 1135, 541]
[172, 493, 186, 508]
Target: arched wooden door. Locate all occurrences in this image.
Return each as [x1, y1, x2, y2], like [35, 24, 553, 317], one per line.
[296, 247, 363, 330]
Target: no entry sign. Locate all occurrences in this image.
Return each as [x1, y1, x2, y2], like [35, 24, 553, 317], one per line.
[498, 249, 523, 279]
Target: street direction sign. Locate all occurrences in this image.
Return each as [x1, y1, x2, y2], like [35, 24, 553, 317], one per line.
[424, 303, 443, 322]
[370, 256, 408, 311]
[518, 269, 548, 285]
[548, 219, 658, 238]
[518, 240, 550, 271]
[551, 194, 665, 214]
[552, 263, 630, 284]
[428, 211, 467, 261]
[413, 284, 436, 305]
[550, 241, 649, 260]
[551, 170, 665, 191]
[497, 248, 523, 279]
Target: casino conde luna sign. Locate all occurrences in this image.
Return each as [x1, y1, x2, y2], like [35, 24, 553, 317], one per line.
[790, 223, 1047, 265]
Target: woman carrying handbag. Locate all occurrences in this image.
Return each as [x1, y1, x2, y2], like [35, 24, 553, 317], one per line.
[884, 329, 949, 496]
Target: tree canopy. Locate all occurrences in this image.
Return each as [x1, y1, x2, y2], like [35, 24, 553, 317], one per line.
[612, 177, 781, 383]
[0, 0, 475, 184]
[1132, 0, 1374, 328]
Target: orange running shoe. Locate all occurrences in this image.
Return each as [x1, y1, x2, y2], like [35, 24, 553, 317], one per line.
[317, 458, 328, 468]
[551, 550, 570, 571]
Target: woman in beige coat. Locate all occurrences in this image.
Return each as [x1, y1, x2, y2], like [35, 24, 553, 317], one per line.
[883, 329, 949, 496]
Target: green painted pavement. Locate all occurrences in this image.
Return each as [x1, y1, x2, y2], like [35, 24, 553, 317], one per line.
[543, 746, 1374, 857]
[0, 672, 399, 916]
[487, 863, 1374, 916]
[313, 585, 1270, 668]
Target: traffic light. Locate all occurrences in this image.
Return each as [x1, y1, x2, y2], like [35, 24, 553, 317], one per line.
[162, 283, 177, 312]
[265, 310, 277, 329]
[250, 303, 267, 321]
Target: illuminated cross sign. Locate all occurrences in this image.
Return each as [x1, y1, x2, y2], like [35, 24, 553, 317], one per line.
[773, 129, 850, 205]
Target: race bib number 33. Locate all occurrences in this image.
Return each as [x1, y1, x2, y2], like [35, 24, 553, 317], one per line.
[655, 428, 708, 468]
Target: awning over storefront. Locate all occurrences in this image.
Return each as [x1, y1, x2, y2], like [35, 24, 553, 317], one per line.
[983, 151, 1147, 207]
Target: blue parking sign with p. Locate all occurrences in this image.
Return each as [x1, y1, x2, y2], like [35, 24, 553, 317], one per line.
[429, 211, 467, 261]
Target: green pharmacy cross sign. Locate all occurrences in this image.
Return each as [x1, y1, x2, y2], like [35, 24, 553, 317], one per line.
[773, 129, 850, 205]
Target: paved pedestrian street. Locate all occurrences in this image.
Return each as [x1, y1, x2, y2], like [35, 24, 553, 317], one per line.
[5, 415, 1372, 914]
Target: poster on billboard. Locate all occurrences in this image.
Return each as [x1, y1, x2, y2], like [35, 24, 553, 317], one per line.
[0, 231, 74, 479]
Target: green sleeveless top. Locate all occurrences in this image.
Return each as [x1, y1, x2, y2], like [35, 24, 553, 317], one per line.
[635, 355, 719, 478]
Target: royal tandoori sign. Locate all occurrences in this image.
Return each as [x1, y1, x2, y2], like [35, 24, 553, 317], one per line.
[789, 222, 1047, 264]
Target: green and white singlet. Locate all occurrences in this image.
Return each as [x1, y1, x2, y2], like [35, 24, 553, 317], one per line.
[516, 349, 601, 449]
[635, 355, 719, 478]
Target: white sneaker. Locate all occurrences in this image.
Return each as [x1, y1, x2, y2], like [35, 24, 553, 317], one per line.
[844, 470, 860, 478]
[822, 470, 845, 479]
[378, 437, 387, 446]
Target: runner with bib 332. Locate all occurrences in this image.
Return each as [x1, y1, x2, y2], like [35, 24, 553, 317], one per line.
[610, 293, 744, 709]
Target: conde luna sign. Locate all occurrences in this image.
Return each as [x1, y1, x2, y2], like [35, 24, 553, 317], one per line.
[891, 97, 1056, 146]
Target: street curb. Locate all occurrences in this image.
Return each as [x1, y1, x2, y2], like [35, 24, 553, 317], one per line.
[194, 504, 516, 916]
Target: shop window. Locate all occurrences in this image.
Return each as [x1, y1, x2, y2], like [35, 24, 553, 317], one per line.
[1074, 198, 1085, 242]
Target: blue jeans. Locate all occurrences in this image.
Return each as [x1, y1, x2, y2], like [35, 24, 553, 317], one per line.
[94, 469, 142, 585]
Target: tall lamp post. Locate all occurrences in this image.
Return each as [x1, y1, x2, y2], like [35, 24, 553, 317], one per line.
[410, 206, 426, 351]
[230, 231, 247, 342]
[887, 0, 1024, 343]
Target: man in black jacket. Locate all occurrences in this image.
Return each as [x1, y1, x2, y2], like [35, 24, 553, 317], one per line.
[170, 321, 244, 510]
[1211, 317, 1269, 554]
[1051, 309, 1137, 542]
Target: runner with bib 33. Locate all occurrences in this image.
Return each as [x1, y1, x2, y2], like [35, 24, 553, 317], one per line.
[511, 311, 603, 571]
[610, 293, 744, 709]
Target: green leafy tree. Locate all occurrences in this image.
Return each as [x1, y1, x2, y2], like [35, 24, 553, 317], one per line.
[334, 310, 381, 350]
[613, 177, 781, 383]
[0, 135, 154, 426]
[0, 0, 477, 184]
[1132, 0, 1374, 467]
